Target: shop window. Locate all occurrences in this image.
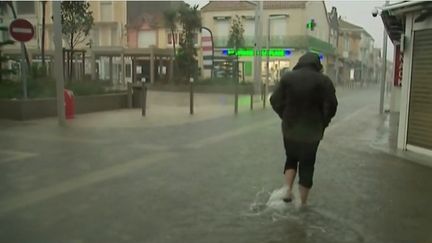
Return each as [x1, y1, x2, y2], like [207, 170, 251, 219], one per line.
[244, 61, 252, 76]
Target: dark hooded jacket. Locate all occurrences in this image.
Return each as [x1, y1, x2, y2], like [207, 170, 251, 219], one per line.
[270, 52, 338, 142]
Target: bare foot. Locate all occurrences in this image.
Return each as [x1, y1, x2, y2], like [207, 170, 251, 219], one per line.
[283, 189, 293, 203]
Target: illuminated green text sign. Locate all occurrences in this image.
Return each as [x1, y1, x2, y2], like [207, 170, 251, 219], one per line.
[222, 48, 292, 57]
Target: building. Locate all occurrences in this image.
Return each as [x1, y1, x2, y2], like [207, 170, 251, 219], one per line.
[337, 18, 376, 86]
[1, 1, 129, 82]
[327, 6, 340, 83]
[124, 1, 186, 83]
[200, 1, 334, 83]
[380, 1, 432, 158]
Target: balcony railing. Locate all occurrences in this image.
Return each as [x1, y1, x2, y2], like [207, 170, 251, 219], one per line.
[214, 35, 335, 55]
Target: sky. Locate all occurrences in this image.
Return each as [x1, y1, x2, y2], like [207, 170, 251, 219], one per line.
[184, 0, 396, 60]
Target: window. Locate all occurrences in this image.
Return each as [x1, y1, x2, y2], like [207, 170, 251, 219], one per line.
[111, 26, 118, 45]
[16, 1, 35, 15]
[270, 18, 287, 37]
[215, 19, 230, 37]
[244, 20, 255, 37]
[138, 30, 156, 48]
[167, 32, 178, 45]
[344, 34, 350, 51]
[92, 28, 99, 47]
[101, 1, 113, 21]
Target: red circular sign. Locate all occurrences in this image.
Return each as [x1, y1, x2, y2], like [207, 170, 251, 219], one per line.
[9, 19, 34, 42]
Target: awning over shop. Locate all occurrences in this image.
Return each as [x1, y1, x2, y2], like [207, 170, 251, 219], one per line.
[380, 1, 432, 43]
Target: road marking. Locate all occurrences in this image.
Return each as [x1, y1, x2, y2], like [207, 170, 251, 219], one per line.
[0, 152, 175, 216]
[0, 150, 38, 164]
[185, 119, 278, 149]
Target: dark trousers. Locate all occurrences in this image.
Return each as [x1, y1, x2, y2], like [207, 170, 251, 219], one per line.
[283, 138, 320, 188]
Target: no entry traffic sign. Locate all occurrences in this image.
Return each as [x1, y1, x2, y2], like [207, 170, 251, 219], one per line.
[9, 18, 34, 42]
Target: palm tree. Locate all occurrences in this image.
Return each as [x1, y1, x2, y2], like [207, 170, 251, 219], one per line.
[163, 9, 178, 83]
[163, 9, 178, 60]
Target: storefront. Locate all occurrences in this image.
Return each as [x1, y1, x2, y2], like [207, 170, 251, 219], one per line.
[381, 1, 432, 158]
[208, 48, 326, 84]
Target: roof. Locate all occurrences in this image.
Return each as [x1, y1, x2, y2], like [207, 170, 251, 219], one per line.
[201, 1, 307, 12]
[127, 1, 187, 26]
[382, 0, 429, 14]
[339, 19, 374, 41]
[338, 19, 363, 30]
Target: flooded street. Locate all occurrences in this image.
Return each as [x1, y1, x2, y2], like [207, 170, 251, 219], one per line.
[0, 87, 431, 243]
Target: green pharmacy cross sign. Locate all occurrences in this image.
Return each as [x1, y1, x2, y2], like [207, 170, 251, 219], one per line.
[306, 19, 316, 31]
[222, 48, 292, 57]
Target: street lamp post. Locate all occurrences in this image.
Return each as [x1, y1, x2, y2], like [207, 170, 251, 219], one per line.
[251, 1, 263, 100]
[200, 26, 215, 79]
[379, 0, 390, 114]
[52, 1, 66, 126]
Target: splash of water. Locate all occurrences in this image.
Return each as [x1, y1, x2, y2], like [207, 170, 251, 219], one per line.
[246, 185, 305, 219]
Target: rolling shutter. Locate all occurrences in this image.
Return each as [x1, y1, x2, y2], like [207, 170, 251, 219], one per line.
[407, 29, 432, 150]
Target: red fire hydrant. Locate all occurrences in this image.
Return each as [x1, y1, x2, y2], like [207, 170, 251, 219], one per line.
[64, 89, 75, 119]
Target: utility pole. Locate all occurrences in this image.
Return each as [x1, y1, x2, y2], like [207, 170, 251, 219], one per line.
[265, 17, 270, 109]
[253, 1, 263, 99]
[53, 1, 66, 126]
[379, 0, 390, 114]
[265, 15, 288, 108]
[334, 22, 340, 84]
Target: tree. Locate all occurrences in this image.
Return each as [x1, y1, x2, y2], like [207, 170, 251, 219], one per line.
[227, 15, 245, 81]
[227, 15, 245, 50]
[176, 4, 201, 83]
[61, 1, 94, 81]
[163, 9, 178, 83]
[164, 9, 178, 60]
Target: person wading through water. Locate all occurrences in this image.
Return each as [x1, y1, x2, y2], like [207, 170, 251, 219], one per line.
[270, 52, 338, 206]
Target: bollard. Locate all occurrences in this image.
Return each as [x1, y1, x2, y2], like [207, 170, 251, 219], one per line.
[141, 79, 147, 117]
[127, 82, 133, 108]
[250, 91, 254, 111]
[189, 77, 194, 115]
[234, 79, 239, 114]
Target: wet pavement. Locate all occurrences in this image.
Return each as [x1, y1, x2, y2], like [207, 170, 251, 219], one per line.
[0, 87, 431, 243]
